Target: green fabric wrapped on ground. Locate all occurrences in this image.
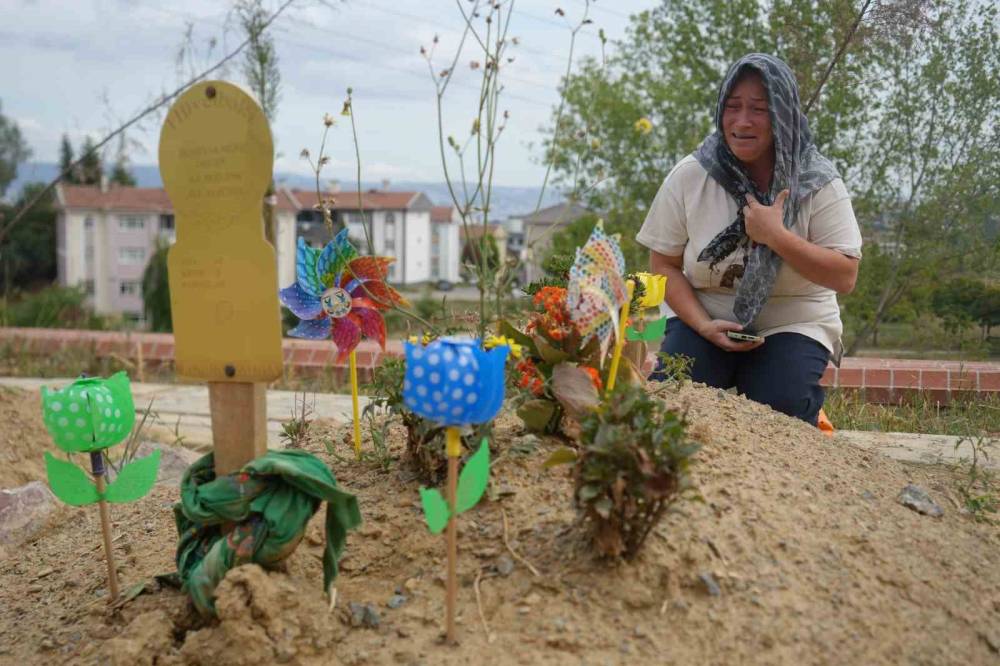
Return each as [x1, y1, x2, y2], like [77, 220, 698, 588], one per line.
[174, 449, 362, 616]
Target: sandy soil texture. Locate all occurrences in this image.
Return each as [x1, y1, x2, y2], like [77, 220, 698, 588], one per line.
[1, 383, 998, 665]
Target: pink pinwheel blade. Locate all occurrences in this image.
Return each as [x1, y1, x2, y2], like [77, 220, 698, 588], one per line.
[331, 316, 362, 362]
[350, 307, 387, 349]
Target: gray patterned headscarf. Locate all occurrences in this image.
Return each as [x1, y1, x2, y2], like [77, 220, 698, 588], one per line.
[694, 53, 840, 326]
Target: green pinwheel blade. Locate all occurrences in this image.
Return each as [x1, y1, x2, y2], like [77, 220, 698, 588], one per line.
[44, 452, 100, 506]
[626, 316, 668, 342]
[104, 449, 161, 503]
[456, 439, 490, 514]
[419, 487, 450, 534]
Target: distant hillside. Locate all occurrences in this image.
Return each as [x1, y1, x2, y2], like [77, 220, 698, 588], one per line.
[6, 163, 564, 220]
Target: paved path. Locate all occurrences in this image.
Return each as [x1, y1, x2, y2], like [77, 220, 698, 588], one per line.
[1, 377, 370, 451]
[2, 377, 993, 468]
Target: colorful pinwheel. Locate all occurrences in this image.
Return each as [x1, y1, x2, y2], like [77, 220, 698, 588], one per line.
[280, 229, 407, 361]
[567, 220, 628, 361]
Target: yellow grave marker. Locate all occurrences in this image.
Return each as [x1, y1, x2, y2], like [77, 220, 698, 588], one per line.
[159, 81, 283, 474]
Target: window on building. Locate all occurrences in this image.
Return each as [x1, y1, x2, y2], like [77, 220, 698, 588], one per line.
[119, 280, 140, 297]
[431, 226, 441, 256]
[431, 256, 440, 279]
[82, 279, 95, 296]
[84, 216, 95, 229]
[85, 245, 94, 262]
[384, 218, 396, 253]
[159, 215, 175, 231]
[118, 215, 146, 231]
[118, 247, 146, 264]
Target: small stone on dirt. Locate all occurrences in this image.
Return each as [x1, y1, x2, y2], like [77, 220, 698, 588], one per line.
[897, 484, 944, 517]
[496, 554, 515, 576]
[387, 594, 408, 609]
[699, 572, 721, 597]
[349, 601, 381, 628]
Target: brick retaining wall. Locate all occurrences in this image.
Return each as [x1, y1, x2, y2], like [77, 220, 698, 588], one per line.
[1, 327, 997, 404]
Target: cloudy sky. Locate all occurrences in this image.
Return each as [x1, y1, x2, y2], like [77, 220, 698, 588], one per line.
[1, 0, 659, 187]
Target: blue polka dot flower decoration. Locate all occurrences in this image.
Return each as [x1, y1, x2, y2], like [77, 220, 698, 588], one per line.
[403, 337, 509, 641]
[403, 337, 507, 427]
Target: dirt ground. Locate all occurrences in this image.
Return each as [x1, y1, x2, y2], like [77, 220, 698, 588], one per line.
[1, 382, 999, 665]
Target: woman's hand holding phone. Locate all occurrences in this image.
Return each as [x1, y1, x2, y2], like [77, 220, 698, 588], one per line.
[696, 319, 765, 351]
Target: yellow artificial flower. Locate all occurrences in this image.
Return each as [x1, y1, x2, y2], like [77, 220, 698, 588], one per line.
[484, 335, 522, 359]
[407, 333, 436, 346]
[636, 272, 667, 308]
[634, 117, 653, 135]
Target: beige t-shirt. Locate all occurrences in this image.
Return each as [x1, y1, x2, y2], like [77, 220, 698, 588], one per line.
[635, 154, 863, 362]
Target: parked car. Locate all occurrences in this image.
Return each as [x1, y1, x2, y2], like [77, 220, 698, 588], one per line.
[436, 280, 454, 292]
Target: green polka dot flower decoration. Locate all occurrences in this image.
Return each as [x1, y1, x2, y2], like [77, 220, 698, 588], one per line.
[40, 371, 161, 506]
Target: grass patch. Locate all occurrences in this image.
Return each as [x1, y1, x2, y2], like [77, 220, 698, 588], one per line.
[824, 388, 1000, 437]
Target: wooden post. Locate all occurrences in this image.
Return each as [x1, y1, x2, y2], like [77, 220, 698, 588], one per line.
[90, 452, 120, 602]
[208, 382, 268, 474]
[445, 427, 461, 644]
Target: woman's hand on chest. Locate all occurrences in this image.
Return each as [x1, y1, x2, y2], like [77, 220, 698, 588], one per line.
[743, 189, 791, 248]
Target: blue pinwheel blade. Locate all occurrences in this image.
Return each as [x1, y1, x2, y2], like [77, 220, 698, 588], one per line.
[288, 317, 331, 340]
[279, 283, 324, 320]
[295, 237, 325, 297]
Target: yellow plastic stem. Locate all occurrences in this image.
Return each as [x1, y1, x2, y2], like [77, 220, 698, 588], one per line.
[445, 426, 461, 643]
[349, 351, 361, 458]
[606, 279, 635, 395]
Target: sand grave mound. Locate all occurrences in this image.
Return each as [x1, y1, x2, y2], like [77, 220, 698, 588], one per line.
[0, 383, 997, 664]
[0, 386, 53, 488]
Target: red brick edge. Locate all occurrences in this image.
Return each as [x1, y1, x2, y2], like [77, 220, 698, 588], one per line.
[1, 327, 997, 404]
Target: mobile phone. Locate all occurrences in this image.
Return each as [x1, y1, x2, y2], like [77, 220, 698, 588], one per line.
[726, 331, 764, 343]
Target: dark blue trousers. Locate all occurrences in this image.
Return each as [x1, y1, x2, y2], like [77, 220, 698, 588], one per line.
[651, 318, 831, 426]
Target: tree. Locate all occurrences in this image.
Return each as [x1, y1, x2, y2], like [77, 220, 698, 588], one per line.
[0, 99, 31, 198]
[237, 0, 281, 247]
[0, 183, 55, 292]
[843, 0, 1000, 354]
[58, 134, 79, 184]
[543, 213, 647, 273]
[78, 136, 103, 186]
[109, 135, 136, 186]
[142, 240, 172, 332]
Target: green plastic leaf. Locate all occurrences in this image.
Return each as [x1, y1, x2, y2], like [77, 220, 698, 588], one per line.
[104, 450, 161, 503]
[45, 452, 100, 506]
[419, 487, 450, 534]
[456, 439, 490, 514]
[626, 316, 667, 342]
[543, 447, 578, 468]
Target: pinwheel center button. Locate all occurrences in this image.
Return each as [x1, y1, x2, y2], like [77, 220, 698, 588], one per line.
[320, 287, 352, 318]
